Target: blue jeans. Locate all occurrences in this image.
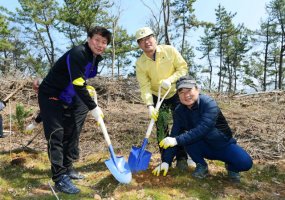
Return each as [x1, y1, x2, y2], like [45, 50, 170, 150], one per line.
[186, 140, 253, 172]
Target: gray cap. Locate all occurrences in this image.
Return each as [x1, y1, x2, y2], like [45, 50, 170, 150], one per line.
[176, 75, 196, 90]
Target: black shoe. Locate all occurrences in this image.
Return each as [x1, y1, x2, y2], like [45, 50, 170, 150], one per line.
[67, 168, 85, 179]
[225, 163, 240, 183]
[228, 170, 241, 183]
[55, 175, 80, 194]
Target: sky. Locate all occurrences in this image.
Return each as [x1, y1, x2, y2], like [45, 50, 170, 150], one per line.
[1, 0, 270, 34]
[1, 0, 270, 53]
[118, 0, 270, 35]
[0, 0, 271, 81]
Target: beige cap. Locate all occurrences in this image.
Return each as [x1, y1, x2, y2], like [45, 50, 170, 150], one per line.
[135, 27, 154, 41]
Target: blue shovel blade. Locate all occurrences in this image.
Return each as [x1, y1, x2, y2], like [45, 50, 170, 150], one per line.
[105, 156, 132, 184]
[105, 146, 132, 184]
[128, 146, 152, 173]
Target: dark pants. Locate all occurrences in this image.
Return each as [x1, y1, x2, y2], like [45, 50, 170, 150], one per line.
[186, 140, 253, 172]
[38, 92, 88, 182]
[153, 93, 188, 161]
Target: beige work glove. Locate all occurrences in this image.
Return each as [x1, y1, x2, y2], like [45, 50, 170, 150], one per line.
[148, 105, 158, 121]
[91, 106, 104, 124]
[159, 137, 178, 149]
[86, 85, 96, 97]
[161, 79, 171, 89]
[152, 162, 169, 176]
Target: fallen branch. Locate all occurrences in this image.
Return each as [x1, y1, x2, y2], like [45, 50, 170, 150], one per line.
[3, 82, 26, 102]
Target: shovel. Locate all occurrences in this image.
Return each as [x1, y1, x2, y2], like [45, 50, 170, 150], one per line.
[94, 93, 132, 184]
[128, 85, 171, 173]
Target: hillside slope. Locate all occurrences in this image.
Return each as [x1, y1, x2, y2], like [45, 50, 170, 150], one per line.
[0, 77, 284, 199]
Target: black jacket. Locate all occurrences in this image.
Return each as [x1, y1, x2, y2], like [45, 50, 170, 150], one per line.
[39, 42, 103, 110]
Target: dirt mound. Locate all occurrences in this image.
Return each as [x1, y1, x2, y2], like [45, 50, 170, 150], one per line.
[0, 77, 284, 161]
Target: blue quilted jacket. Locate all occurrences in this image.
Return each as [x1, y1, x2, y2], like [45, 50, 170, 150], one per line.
[162, 94, 236, 164]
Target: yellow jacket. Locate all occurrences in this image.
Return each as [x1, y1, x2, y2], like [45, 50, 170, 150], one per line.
[136, 45, 188, 105]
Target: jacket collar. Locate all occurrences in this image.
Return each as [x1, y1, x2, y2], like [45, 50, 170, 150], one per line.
[141, 45, 161, 61]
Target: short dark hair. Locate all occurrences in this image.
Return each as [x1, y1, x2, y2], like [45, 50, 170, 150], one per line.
[87, 26, 112, 45]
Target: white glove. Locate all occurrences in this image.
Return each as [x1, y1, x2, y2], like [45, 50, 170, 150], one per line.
[91, 106, 104, 122]
[161, 79, 171, 89]
[26, 122, 37, 131]
[148, 105, 158, 121]
[159, 137, 178, 149]
[152, 162, 169, 176]
[0, 101, 5, 111]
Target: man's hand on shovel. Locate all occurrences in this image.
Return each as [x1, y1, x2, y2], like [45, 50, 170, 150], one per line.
[152, 162, 169, 176]
[91, 106, 104, 125]
[148, 105, 158, 121]
[160, 79, 171, 90]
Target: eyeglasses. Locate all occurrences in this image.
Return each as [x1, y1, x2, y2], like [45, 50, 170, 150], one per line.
[138, 35, 154, 43]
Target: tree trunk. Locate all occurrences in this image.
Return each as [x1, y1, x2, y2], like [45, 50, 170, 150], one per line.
[278, 41, 284, 89]
[207, 53, 213, 92]
[112, 20, 117, 79]
[163, 0, 171, 45]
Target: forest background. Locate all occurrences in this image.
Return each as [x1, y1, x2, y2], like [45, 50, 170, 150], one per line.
[0, 0, 284, 94]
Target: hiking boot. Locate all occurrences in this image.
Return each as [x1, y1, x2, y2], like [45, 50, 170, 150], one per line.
[55, 175, 80, 194]
[225, 163, 240, 183]
[176, 159, 188, 171]
[228, 170, 240, 183]
[67, 168, 85, 179]
[192, 163, 208, 179]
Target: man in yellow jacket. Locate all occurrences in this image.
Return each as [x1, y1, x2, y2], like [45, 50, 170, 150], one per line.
[135, 27, 190, 170]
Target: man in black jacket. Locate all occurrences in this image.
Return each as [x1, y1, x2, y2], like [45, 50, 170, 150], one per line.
[38, 26, 111, 194]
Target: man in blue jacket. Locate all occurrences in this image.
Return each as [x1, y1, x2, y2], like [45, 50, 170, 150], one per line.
[152, 75, 252, 182]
